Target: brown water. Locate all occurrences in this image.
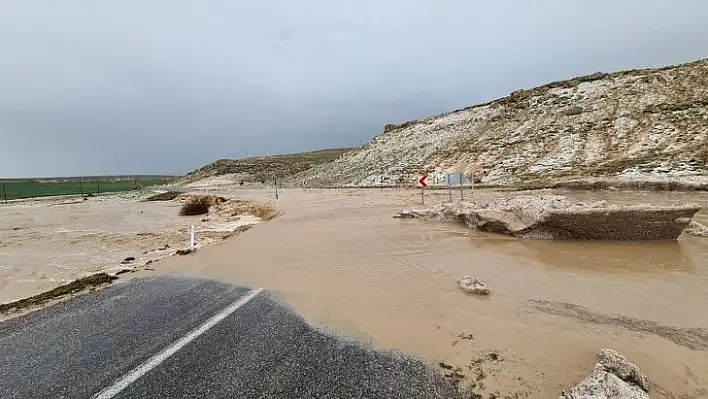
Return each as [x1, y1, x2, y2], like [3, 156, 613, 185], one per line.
[0, 195, 259, 303]
[148, 188, 708, 398]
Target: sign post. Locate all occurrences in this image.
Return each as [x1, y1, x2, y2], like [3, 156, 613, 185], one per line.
[189, 225, 195, 251]
[448, 174, 452, 202]
[2, 184, 7, 204]
[274, 177, 280, 212]
[417, 174, 428, 205]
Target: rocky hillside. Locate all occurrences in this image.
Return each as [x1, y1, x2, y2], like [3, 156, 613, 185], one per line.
[289, 59, 708, 188]
[181, 148, 352, 185]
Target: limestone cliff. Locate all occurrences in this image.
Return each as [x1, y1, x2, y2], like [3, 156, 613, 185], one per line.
[292, 59, 708, 188]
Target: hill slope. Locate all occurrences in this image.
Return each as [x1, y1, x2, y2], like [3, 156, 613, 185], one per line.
[290, 59, 708, 188]
[181, 148, 352, 185]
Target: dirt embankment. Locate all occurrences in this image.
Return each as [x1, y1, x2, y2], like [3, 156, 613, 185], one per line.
[179, 148, 353, 186]
[0, 273, 117, 319]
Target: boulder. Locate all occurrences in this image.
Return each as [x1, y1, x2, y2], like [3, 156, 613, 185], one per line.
[560, 349, 650, 399]
[596, 349, 649, 392]
[457, 275, 491, 295]
[405, 195, 700, 240]
[684, 220, 708, 237]
[393, 209, 432, 219]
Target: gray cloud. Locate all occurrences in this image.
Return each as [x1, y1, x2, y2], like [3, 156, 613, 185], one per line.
[1, 0, 707, 177]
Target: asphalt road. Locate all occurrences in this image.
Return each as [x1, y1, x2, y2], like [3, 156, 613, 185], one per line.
[0, 276, 459, 398]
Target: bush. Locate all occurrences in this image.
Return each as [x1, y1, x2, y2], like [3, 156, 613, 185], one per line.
[179, 196, 211, 216]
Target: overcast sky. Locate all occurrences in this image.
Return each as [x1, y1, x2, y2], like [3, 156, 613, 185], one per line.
[1, 1, 707, 177]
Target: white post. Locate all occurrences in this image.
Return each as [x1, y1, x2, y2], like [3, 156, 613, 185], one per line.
[189, 225, 195, 251]
[274, 176, 280, 212]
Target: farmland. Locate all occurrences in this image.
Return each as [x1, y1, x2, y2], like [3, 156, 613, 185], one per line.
[0, 175, 177, 201]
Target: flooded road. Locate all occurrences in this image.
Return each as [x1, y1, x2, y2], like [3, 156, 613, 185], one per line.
[119, 188, 708, 397]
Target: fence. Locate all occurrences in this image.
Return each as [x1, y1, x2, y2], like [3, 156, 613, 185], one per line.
[1, 177, 174, 204]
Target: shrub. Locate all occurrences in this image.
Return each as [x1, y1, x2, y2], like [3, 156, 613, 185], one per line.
[179, 196, 211, 216]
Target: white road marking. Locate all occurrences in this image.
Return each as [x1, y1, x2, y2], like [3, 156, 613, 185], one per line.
[92, 288, 263, 399]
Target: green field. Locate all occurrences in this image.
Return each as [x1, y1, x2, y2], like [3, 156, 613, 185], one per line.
[0, 176, 178, 201]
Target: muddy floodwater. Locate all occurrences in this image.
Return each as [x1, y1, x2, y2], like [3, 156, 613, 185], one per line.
[0, 193, 262, 303]
[2, 187, 707, 397]
[143, 188, 707, 398]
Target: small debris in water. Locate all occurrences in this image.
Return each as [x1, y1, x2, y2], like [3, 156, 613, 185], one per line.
[439, 362, 454, 370]
[458, 275, 491, 296]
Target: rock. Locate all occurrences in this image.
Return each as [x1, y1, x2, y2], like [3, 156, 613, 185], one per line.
[684, 220, 708, 237]
[420, 195, 700, 240]
[393, 210, 416, 219]
[597, 349, 649, 392]
[560, 364, 649, 399]
[121, 256, 136, 264]
[175, 249, 193, 255]
[564, 106, 584, 116]
[559, 349, 650, 399]
[457, 275, 491, 295]
[393, 209, 432, 219]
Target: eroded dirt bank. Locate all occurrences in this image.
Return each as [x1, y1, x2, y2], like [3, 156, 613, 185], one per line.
[145, 187, 708, 398]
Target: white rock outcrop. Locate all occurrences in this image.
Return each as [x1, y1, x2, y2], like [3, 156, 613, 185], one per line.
[560, 349, 650, 399]
[292, 59, 708, 188]
[457, 276, 491, 296]
[684, 220, 708, 237]
[397, 195, 700, 240]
